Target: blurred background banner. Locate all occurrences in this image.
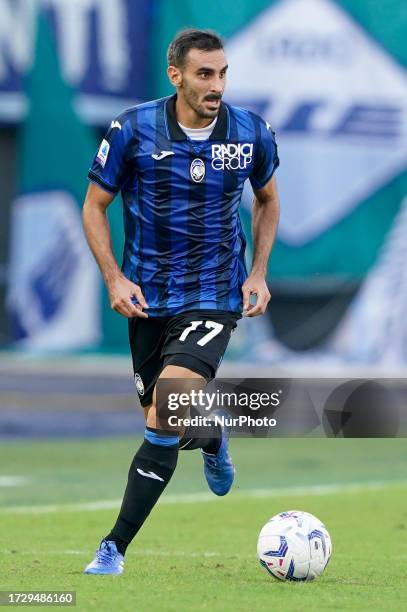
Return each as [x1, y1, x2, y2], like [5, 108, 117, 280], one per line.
[0, 0, 152, 125]
[1, 0, 407, 363]
[1, 0, 152, 351]
[7, 15, 101, 350]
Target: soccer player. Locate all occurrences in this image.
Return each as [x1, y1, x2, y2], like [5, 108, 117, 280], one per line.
[82, 28, 279, 575]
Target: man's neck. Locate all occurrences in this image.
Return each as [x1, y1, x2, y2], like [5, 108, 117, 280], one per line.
[175, 95, 218, 129]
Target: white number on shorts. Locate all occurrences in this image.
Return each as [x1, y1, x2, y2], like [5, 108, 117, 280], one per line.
[179, 320, 203, 342]
[179, 320, 224, 346]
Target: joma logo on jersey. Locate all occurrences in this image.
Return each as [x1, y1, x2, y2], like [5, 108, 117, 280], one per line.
[211, 143, 253, 170]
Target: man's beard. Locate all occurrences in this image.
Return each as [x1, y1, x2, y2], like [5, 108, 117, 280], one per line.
[183, 82, 222, 119]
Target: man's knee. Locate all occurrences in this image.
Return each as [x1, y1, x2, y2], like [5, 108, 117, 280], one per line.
[147, 365, 206, 431]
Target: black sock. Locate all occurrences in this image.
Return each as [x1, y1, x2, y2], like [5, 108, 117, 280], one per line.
[179, 418, 222, 455]
[106, 437, 178, 555]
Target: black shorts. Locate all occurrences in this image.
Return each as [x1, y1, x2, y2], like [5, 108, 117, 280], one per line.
[129, 309, 241, 407]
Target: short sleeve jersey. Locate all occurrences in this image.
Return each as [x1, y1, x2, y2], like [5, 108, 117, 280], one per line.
[88, 94, 279, 316]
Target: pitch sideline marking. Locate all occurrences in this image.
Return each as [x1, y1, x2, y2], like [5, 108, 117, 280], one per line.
[0, 479, 406, 515]
[1, 549, 221, 558]
[0, 476, 29, 487]
[2, 548, 407, 561]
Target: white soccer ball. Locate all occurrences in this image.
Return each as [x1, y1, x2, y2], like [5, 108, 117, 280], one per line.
[257, 510, 332, 581]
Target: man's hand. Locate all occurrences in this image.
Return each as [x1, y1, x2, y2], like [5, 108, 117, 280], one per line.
[108, 276, 149, 318]
[242, 273, 271, 317]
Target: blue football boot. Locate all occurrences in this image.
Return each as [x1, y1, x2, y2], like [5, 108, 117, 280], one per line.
[202, 428, 235, 496]
[83, 540, 124, 575]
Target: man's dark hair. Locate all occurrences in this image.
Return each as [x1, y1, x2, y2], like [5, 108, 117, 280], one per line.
[167, 28, 224, 68]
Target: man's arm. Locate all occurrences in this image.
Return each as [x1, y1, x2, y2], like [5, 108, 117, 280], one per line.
[242, 175, 280, 317]
[82, 182, 149, 318]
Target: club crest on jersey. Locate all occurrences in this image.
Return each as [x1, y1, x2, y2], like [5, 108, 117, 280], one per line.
[190, 158, 205, 182]
[96, 139, 110, 167]
[134, 373, 144, 396]
[211, 143, 253, 170]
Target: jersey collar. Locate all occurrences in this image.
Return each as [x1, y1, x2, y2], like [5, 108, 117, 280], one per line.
[165, 94, 229, 141]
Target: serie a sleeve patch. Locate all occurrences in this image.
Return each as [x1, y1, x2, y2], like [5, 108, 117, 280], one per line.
[96, 139, 110, 167]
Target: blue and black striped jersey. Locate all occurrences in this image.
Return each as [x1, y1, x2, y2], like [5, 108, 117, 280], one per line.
[88, 94, 279, 316]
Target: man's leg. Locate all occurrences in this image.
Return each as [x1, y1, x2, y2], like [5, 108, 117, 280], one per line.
[158, 357, 234, 497]
[84, 365, 204, 574]
[106, 365, 206, 553]
[151, 360, 222, 454]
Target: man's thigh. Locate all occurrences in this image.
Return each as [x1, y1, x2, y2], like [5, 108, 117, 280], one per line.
[128, 316, 168, 408]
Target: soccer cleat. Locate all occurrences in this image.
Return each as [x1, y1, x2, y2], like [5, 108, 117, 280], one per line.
[83, 540, 124, 575]
[201, 428, 235, 496]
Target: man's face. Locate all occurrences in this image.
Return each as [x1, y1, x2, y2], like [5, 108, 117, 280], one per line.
[174, 48, 228, 119]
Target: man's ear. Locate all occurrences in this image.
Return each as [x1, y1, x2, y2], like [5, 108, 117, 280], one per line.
[167, 65, 182, 87]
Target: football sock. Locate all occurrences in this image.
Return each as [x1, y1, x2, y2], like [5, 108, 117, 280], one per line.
[179, 417, 222, 455]
[105, 428, 179, 556]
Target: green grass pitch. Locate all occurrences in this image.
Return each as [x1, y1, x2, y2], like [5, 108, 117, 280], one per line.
[1, 438, 406, 611]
